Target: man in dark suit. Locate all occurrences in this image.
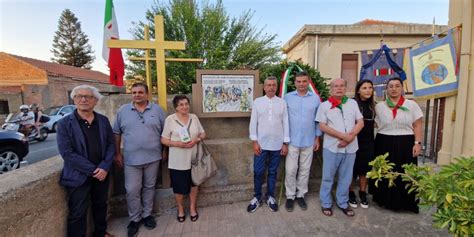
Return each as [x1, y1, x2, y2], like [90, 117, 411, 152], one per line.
[57, 85, 115, 237]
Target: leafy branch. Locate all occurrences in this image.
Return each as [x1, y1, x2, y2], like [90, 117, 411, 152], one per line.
[368, 154, 474, 236]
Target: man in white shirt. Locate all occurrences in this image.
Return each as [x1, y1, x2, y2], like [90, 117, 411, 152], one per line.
[247, 76, 290, 213]
[16, 104, 35, 136]
[315, 78, 364, 217]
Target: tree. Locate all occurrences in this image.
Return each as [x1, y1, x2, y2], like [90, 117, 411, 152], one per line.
[127, 0, 280, 94]
[51, 9, 95, 69]
[260, 60, 330, 100]
[368, 154, 474, 236]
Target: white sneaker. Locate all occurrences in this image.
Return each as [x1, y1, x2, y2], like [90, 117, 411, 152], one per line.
[349, 191, 358, 208]
[247, 197, 262, 213]
[359, 191, 369, 209]
[266, 196, 278, 212]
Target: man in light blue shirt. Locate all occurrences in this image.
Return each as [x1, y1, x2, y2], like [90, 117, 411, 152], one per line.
[284, 71, 322, 212]
[247, 76, 290, 213]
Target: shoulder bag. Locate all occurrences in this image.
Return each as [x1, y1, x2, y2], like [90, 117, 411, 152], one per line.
[191, 141, 217, 185]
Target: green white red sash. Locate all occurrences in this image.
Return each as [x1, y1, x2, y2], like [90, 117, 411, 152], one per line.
[278, 64, 321, 101]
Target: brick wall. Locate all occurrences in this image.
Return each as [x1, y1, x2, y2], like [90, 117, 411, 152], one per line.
[21, 77, 113, 110]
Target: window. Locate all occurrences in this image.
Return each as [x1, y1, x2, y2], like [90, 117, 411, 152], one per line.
[0, 101, 9, 114]
[60, 106, 74, 114]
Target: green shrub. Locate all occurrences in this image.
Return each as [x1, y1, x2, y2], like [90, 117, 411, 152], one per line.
[368, 154, 474, 236]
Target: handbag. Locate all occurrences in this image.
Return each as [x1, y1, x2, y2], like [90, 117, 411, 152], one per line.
[191, 141, 217, 185]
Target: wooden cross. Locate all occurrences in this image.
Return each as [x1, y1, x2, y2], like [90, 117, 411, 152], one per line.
[107, 15, 202, 111]
[128, 25, 203, 97]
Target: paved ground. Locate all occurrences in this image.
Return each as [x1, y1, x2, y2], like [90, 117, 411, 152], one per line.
[108, 193, 449, 237]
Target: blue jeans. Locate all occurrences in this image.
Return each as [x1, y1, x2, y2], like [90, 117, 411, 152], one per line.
[254, 150, 281, 200]
[320, 149, 356, 209]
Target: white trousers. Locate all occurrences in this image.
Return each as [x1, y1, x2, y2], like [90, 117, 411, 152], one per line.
[285, 145, 314, 199]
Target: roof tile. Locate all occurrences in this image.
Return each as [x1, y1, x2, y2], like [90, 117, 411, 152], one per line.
[9, 53, 109, 83]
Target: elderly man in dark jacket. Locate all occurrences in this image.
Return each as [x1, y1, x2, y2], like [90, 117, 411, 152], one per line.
[57, 85, 115, 237]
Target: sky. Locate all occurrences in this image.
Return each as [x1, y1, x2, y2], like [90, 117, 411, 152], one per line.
[0, 0, 449, 74]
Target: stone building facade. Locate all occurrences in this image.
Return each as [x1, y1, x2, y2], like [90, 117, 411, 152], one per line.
[282, 20, 447, 95]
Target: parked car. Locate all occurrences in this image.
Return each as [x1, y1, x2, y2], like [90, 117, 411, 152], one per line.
[43, 105, 76, 132]
[0, 130, 29, 174]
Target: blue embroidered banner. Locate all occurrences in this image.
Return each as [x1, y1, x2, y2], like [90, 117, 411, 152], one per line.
[409, 28, 458, 99]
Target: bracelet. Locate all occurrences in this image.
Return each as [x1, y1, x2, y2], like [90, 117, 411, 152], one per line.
[414, 141, 421, 145]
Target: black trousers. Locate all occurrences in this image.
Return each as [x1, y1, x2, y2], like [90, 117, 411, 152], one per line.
[66, 177, 109, 237]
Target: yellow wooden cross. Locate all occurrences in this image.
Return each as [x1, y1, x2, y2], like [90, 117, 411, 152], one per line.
[128, 25, 203, 97]
[107, 15, 202, 111]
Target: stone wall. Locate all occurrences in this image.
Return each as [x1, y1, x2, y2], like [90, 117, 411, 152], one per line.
[0, 156, 66, 237]
[94, 93, 130, 121]
[21, 77, 121, 110]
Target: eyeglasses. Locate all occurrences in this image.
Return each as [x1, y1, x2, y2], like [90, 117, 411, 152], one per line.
[74, 95, 95, 100]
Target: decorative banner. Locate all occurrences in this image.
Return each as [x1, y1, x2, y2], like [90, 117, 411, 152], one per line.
[202, 75, 254, 113]
[360, 45, 406, 97]
[410, 28, 459, 99]
[279, 64, 321, 101]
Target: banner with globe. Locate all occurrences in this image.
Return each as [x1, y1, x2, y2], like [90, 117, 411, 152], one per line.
[410, 28, 459, 99]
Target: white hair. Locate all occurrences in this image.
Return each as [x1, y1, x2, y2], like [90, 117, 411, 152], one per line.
[70, 85, 103, 101]
[330, 78, 347, 87]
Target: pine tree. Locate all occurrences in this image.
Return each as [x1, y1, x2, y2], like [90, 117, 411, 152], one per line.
[51, 9, 95, 69]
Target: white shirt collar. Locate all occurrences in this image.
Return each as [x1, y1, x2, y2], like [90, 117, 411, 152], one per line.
[264, 95, 278, 101]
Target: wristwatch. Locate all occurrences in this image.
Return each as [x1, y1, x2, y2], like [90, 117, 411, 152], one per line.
[283, 142, 289, 145]
[414, 141, 421, 145]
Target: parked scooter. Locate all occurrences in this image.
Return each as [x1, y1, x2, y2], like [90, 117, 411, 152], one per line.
[1, 113, 49, 142]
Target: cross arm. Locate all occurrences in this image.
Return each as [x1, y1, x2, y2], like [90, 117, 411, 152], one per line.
[107, 40, 155, 49]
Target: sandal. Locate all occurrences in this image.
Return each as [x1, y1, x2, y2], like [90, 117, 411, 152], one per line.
[321, 207, 333, 217]
[337, 206, 355, 217]
[190, 212, 199, 222]
[177, 211, 186, 222]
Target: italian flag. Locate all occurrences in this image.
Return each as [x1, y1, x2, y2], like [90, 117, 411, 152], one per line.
[279, 64, 321, 101]
[102, 0, 124, 86]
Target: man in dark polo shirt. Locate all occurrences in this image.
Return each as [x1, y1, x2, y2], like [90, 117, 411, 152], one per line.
[113, 82, 166, 237]
[57, 85, 115, 237]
